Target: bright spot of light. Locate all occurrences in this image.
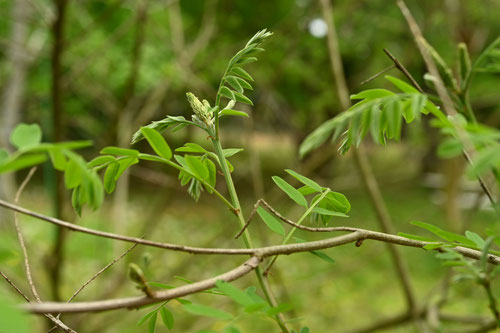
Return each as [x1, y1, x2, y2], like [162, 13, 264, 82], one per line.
[308, 18, 327, 38]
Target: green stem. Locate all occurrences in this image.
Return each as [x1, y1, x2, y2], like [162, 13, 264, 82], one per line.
[209, 133, 289, 333]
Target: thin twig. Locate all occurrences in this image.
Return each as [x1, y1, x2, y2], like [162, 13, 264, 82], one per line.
[14, 167, 40, 301]
[10, 168, 76, 332]
[383, 48, 424, 92]
[47, 242, 140, 332]
[0, 270, 30, 302]
[360, 64, 395, 85]
[1, 270, 76, 333]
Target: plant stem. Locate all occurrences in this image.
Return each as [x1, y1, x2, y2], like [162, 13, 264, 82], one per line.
[210, 134, 290, 332]
[481, 279, 500, 327]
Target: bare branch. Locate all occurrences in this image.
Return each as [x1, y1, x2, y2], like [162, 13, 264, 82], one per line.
[1, 198, 499, 266]
[24, 256, 261, 314]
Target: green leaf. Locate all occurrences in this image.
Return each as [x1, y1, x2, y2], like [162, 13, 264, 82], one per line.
[235, 77, 252, 90]
[411, 221, 475, 246]
[465, 231, 486, 249]
[138, 153, 168, 163]
[0, 149, 8, 164]
[175, 143, 208, 154]
[294, 237, 335, 264]
[309, 250, 336, 264]
[148, 312, 157, 333]
[48, 149, 67, 171]
[88, 155, 115, 168]
[219, 86, 235, 100]
[266, 303, 293, 316]
[231, 67, 254, 81]
[147, 282, 174, 289]
[100, 146, 139, 157]
[185, 155, 209, 180]
[237, 56, 258, 65]
[350, 89, 395, 100]
[272, 176, 308, 207]
[398, 232, 438, 242]
[137, 310, 157, 326]
[324, 192, 351, 214]
[300, 327, 310, 333]
[385, 75, 419, 93]
[183, 303, 233, 320]
[215, 280, 255, 306]
[233, 91, 253, 105]
[223, 148, 244, 158]
[256, 207, 285, 236]
[160, 306, 174, 329]
[141, 127, 172, 160]
[285, 169, 322, 192]
[226, 76, 243, 93]
[220, 109, 249, 117]
[423, 243, 443, 250]
[10, 123, 42, 149]
[64, 159, 82, 189]
[0, 154, 47, 173]
[115, 157, 138, 180]
[298, 185, 317, 196]
[311, 207, 348, 217]
[103, 161, 119, 194]
[205, 159, 216, 190]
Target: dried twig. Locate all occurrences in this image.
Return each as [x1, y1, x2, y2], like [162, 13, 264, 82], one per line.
[10, 167, 76, 332]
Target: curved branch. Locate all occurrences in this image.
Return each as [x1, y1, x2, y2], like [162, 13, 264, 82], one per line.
[1, 198, 499, 266]
[24, 256, 261, 314]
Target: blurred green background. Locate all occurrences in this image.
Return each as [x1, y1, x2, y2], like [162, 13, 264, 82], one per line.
[1, 0, 500, 332]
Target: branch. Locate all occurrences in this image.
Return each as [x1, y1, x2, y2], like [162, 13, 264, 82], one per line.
[24, 256, 261, 314]
[1, 198, 499, 265]
[47, 242, 139, 332]
[8, 167, 76, 332]
[320, 0, 418, 312]
[396, 0, 497, 210]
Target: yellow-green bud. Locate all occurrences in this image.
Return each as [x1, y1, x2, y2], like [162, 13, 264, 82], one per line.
[186, 92, 213, 127]
[128, 263, 145, 285]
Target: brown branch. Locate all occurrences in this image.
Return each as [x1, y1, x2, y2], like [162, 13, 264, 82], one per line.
[47, 242, 139, 332]
[383, 48, 424, 92]
[320, 0, 418, 312]
[396, 0, 497, 210]
[1, 198, 499, 265]
[24, 256, 261, 314]
[0, 270, 30, 302]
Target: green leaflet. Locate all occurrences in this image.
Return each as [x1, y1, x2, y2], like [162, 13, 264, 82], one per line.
[141, 127, 172, 160]
[272, 176, 308, 207]
[257, 206, 285, 236]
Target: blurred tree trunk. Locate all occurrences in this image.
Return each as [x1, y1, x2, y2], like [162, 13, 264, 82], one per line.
[0, 0, 32, 210]
[48, 0, 68, 302]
